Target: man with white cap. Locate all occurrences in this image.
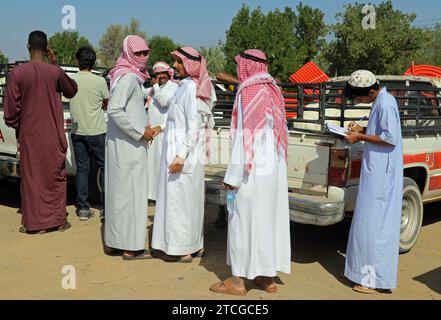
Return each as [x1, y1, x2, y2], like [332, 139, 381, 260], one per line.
[151, 47, 216, 262]
[147, 62, 179, 204]
[343, 70, 403, 294]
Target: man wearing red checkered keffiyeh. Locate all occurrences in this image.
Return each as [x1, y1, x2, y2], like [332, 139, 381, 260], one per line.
[151, 47, 216, 263]
[109, 35, 150, 92]
[231, 49, 288, 175]
[210, 49, 291, 297]
[104, 35, 154, 260]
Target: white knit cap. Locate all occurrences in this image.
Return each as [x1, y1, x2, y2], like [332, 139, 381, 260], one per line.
[348, 70, 378, 88]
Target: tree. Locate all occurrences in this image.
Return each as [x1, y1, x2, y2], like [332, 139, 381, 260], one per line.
[99, 18, 148, 67]
[48, 31, 93, 65]
[324, 1, 429, 76]
[294, 3, 328, 65]
[414, 24, 441, 67]
[224, 3, 327, 81]
[148, 35, 179, 66]
[200, 47, 227, 77]
[0, 50, 7, 64]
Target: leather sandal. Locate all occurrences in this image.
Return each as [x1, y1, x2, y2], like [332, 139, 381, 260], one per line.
[163, 254, 193, 263]
[210, 278, 247, 296]
[353, 285, 380, 295]
[57, 221, 71, 232]
[122, 249, 155, 261]
[192, 249, 206, 258]
[254, 277, 278, 293]
[18, 226, 46, 235]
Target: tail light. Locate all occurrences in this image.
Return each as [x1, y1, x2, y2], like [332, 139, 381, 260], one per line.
[328, 147, 350, 187]
[64, 119, 72, 132]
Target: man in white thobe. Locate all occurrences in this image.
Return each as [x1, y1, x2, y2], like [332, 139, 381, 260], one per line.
[210, 49, 291, 296]
[344, 70, 403, 294]
[104, 35, 154, 260]
[147, 62, 178, 203]
[152, 47, 215, 262]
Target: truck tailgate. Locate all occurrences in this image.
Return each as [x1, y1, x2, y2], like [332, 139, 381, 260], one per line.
[0, 108, 18, 156]
[287, 131, 334, 194]
[206, 128, 334, 195]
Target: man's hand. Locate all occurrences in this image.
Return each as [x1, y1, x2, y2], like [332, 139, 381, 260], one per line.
[169, 156, 185, 174]
[47, 48, 57, 65]
[150, 77, 159, 87]
[143, 126, 155, 141]
[223, 183, 239, 191]
[151, 126, 162, 139]
[348, 122, 364, 133]
[345, 131, 362, 144]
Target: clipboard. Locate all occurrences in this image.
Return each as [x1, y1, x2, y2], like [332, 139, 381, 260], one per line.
[325, 122, 348, 137]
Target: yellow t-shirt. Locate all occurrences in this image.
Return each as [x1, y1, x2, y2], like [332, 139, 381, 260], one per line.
[69, 71, 109, 136]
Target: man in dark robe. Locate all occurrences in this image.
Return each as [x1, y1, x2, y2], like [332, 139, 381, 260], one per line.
[3, 31, 78, 234]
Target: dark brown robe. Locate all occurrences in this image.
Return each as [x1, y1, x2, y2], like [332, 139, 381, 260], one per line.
[3, 61, 78, 231]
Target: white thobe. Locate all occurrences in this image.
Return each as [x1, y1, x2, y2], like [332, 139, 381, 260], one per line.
[224, 98, 291, 280]
[147, 81, 178, 201]
[152, 77, 214, 256]
[345, 88, 403, 289]
[105, 74, 149, 251]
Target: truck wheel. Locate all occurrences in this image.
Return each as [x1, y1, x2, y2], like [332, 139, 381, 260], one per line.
[88, 158, 102, 205]
[400, 177, 424, 254]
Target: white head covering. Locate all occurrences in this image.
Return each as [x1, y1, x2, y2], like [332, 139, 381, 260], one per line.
[152, 61, 174, 79]
[348, 70, 379, 88]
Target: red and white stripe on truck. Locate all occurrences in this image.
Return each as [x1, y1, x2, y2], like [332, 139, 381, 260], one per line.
[329, 148, 441, 191]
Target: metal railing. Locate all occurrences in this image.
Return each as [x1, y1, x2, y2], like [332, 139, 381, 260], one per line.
[2, 63, 441, 137]
[213, 80, 441, 137]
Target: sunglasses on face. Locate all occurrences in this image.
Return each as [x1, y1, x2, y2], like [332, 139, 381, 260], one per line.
[134, 50, 149, 57]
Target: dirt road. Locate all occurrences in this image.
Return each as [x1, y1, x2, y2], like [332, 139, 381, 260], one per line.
[0, 179, 440, 300]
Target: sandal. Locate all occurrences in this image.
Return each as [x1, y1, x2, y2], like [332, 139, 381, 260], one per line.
[192, 249, 206, 258]
[210, 278, 247, 296]
[57, 221, 71, 232]
[104, 247, 124, 257]
[18, 226, 46, 235]
[162, 254, 193, 263]
[254, 277, 278, 293]
[353, 285, 380, 295]
[122, 249, 155, 261]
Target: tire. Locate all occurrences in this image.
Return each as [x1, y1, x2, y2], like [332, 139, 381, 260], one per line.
[88, 158, 102, 205]
[400, 177, 424, 254]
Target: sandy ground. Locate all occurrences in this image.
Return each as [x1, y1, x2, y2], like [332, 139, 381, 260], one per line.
[0, 179, 440, 300]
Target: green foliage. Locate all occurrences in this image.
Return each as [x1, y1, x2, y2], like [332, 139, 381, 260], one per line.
[323, 0, 429, 76]
[148, 35, 179, 66]
[414, 24, 441, 67]
[200, 47, 227, 77]
[48, 31, 93, 65]
[223, 3, 327, 81]
[0, 50, 8, 64]
[98, 18, 148, 67]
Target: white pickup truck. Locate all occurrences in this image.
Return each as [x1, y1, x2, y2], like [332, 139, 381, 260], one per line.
[3, 64, 441, 253]
[206, 76, 441, 253]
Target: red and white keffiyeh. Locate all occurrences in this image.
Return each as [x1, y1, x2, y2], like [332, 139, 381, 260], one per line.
[109, 35, 150, 92]
[152, 61, 175, 79]
[146, 61, 176, 106]
[171, 47, 212, 106]
[232, 49, 288, 175]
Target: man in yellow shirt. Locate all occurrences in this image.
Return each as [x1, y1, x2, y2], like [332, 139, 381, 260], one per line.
[69, 47, 109, 221]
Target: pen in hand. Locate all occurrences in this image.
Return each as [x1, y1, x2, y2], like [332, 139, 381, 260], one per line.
[349, 116, 368, 131]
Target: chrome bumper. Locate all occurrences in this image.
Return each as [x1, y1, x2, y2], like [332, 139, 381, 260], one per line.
[0, 155, 20, 178]
[288, 194, 345, 226]
[205, 182, 226, 206]
[205, 179, 346, 227]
